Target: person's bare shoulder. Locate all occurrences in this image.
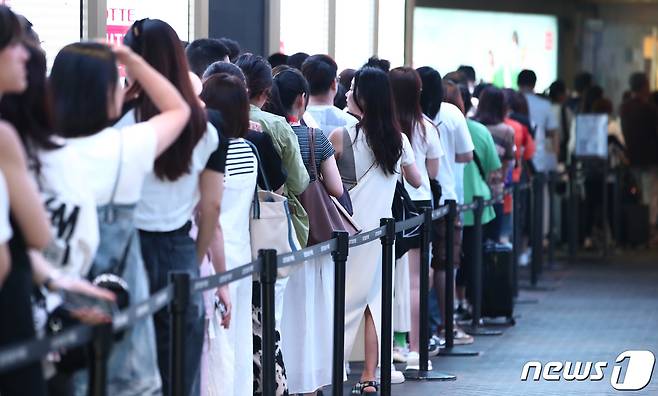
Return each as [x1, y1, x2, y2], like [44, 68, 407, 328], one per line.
[0, 121, 24, 164]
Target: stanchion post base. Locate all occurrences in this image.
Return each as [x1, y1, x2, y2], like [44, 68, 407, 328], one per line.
[460, 324, 503, 336]
[404, 370, 457, 381]
[515, 297, 539, 304]
[439, 347, 480, 357]
[518, 281, 559, 291]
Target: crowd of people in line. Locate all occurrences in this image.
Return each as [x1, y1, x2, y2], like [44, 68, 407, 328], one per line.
[1, 6, 655, 396]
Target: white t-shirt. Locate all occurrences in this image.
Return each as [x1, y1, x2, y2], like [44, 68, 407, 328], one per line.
[0, 170, 11, 244]
[66, 122, 157, 206]
[434, 104, 474, 204]
[115, 110, 220, 232]
[401, 132, 416, 168]
[525, 93, 559, 172]
[404, 117, 444, 201]
[305, 105, 359, 137]
[36, 144, 99, 276]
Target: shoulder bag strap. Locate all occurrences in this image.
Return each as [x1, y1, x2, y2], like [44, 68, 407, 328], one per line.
[307, 127, 318, 180]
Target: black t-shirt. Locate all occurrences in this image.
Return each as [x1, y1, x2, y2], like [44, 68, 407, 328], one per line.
[206, 109, 229, 173]
[245, 130, 287, 191]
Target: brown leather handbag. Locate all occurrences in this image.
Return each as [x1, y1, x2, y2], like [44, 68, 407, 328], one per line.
[299, 128, 361, 246]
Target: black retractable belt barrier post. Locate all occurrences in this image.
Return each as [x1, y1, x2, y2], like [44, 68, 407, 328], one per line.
[531, 174, 545, 286]
[439, 201, 479, 357]
[512, 183, 521, 298]
[406, 208, 460, 379]
[260, 249, 278, 396]
[379, 218, 395, 396]
[568, 163, 579, 259]
[169, 271, 190, 396]
[547, 171, 557, 269]
[462, 197, 502, 336]
[602, 160, 610, 257]
[331, 231, 349, 396]
[613, 166, 622, 246]
[89, 322, 113, 396]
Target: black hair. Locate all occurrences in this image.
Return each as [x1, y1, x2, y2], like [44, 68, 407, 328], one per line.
[268, 52, 288, 68]
[185, 38, 230, 77]
[287, 52, 309, 71]
[459, 83, 473, 114]
[0, 5, 22, 50]
[334, 83, 347, 109]
[301, 54, 338, 96]
[352, 66, 402, 175]
[574, 72, 593, 94]
[124, 18, 207, 181]
[0, 44, 59, 176]
[217, 37, 241, 62]
[50, 42, 118, 137]
[235, 53, 273, 100]
[264, 68, 308, 119]
[389, 66, 425, 144]
[416, 66, 443, 120]
[364, 56, 390, 73]
[457, 65, 476, 82]
[629, 72, 649, 93]
[582, 85, 604, 113]
[474, 86, 507, 125]
[549, 80, 566, 103]
[473, 82, 492, 99]
[203, 61, 246, 84]
[517, 69, 537, 88]
[338, 68, 356, 91]
[201, 74, 250, 139]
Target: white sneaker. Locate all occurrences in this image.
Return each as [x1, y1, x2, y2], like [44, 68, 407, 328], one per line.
[393, 346, 408, 363]
[518, 248, 531, 266]
[376, 363, 406, 384]
[405, 351, 433, 371]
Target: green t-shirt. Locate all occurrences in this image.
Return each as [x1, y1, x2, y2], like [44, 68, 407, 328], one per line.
[463, 119, 502, 226]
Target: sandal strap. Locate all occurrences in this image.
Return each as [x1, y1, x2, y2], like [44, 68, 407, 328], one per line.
[352, 380, 380, 394]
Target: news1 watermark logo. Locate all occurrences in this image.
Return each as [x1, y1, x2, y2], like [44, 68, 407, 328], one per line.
[521, 350, 656, 391]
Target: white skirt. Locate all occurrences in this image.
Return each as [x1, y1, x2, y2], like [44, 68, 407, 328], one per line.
[281, 256, 334, 393]
[393, 254, 411, 333]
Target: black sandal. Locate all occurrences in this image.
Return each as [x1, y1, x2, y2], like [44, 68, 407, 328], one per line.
[351, 380, 379, 395]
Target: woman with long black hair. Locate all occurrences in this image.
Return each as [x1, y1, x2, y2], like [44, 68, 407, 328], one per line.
[49, 39, 190, 394]
[265, 66, 344, 394]
[389, 67, 442, 370]
[119, 19, 224, 396]
[329, 66, 417, 394]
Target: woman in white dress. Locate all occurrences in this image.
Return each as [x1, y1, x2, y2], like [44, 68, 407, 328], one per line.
[199, 73, 257, 396]
[329, 66, 418, 394]
[265, 67, 345, 394]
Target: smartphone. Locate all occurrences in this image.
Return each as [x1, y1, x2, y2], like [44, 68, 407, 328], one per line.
[214, 296, 227, 318]
[60, 290, 115, 316]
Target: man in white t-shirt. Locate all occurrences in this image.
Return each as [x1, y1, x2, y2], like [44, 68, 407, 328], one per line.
[434, 102, 475, 204]
[0, 170, 12, 287]
[432, 101, 474, 344]
[518, 69, 559, 172]
[302, 54, 358, 136]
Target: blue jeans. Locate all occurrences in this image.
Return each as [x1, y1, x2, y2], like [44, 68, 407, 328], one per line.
[75, 204, 162, 396]
[140, 224, 204, 396]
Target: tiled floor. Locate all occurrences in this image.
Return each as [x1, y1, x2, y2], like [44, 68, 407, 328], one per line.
[338, 250, 658, 396]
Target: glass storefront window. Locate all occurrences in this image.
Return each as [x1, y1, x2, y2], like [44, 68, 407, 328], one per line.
[334, 0, 375, 71]
[106, 0, 192, 45]
[377, 0, 405, 69]
[4, 0, 80, 67]
[280, 0, 329, 56]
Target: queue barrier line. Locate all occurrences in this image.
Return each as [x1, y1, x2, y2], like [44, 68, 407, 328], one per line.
[0, 178, 533, 391]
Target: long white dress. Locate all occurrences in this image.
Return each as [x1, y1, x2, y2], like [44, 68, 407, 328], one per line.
[201, 138, 257, 396]
[342, 125, 415, 362]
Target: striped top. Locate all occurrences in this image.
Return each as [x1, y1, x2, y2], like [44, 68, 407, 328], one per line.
[291, 125, 335, 182]
[225, 139, 257, 178]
